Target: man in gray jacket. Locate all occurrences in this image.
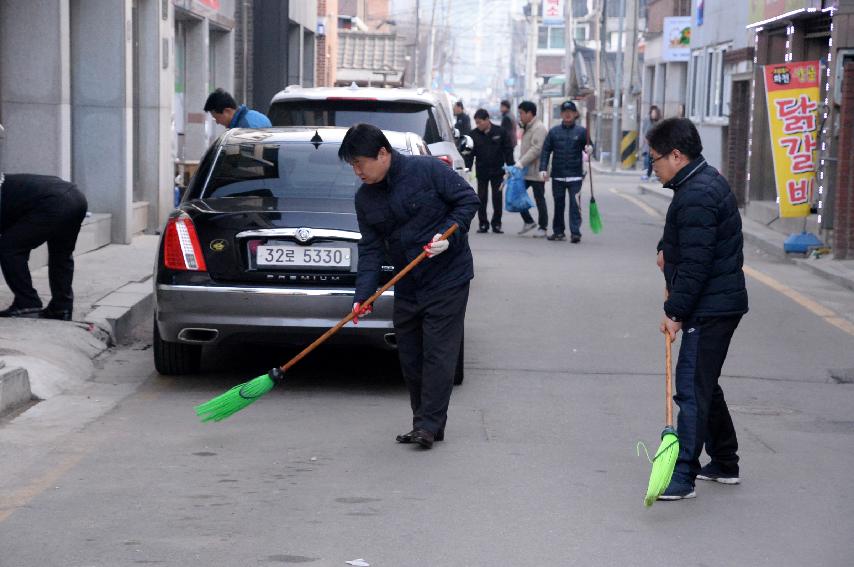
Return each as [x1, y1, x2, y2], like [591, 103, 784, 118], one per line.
[514, 101, 549, 237]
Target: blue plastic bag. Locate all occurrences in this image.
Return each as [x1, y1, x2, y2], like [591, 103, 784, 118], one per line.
[503, 165, 534, 213]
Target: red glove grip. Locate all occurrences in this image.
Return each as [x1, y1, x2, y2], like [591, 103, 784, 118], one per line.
[352, 302, 373, 324]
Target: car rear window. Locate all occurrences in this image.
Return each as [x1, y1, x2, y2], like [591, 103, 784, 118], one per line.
[268, 100, 444, 145]
[203, 142, 362, 200]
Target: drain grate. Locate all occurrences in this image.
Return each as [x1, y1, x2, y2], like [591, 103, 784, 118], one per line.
[829, 368, 854, 384]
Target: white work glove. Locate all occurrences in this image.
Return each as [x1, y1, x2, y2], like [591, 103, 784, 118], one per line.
[539, 171, 548, 181]
[514, 161, 523, 169]
[584, 144, 593, 154]
[423, 233, 449, 258]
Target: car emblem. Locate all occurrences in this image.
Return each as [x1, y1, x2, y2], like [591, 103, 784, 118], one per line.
[295, 228, 313, 243]
[210, 239, 227, 252]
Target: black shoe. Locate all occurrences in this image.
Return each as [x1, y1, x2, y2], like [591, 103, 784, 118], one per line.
[570, 235, 581, 243]
[397, 428, 444, 443]
[411, 428, 435, 449]
[477, 226, 489, 233]
[492, 226, 504, 234]
[41, 307, 73, 321]
[546, 233, 566, 241]
[0, 306, 42, 318]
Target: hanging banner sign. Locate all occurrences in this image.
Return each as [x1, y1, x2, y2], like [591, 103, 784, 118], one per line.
[763, 61, 820, 218]
[662, 17, 691, 62]
[542, 0, 564, 25]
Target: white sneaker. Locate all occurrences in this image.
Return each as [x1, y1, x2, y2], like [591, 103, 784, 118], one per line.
[517, 222, 537, 235]
[533, 228, 548, 238]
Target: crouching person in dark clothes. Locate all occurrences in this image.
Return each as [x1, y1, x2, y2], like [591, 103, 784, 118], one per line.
[648, 118, 749, 501]
[0, 173, 88, 320]
[339, 124, 480, 449]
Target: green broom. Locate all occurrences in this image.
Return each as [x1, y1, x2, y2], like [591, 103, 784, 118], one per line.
[587, 152, 603, 234]
[643, 331, 680, 506]
[195, 223, 460, 422]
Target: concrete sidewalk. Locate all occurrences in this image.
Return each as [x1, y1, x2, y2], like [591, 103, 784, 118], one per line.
[0, 235, 159, 414]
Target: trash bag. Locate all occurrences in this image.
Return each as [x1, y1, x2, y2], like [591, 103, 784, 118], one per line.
[503, 165, 534, 213]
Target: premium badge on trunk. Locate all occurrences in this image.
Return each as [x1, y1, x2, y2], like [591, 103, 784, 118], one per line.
[210, 239, 227, 252]
[295, 228, 313, 243]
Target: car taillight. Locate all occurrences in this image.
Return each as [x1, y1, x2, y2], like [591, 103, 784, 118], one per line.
[435, 155, 453, 167]
[163, 214, 207, 271]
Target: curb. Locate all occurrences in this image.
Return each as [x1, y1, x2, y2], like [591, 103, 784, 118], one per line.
[86, 279, 154, 345]
[0, 362, 32, 416]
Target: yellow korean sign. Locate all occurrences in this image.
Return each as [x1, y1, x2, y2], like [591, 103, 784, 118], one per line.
[763, 61, 820, 218]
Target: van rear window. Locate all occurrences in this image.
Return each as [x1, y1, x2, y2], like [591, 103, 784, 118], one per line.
[268, 100, 443, 145]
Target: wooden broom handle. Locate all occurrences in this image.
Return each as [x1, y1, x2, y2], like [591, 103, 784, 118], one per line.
[279, 223, 460, 373]
[665, 332, 673, 427]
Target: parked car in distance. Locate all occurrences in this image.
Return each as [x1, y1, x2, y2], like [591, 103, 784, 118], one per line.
[267, 84, 469, 174]
[153, 126, 464, 384]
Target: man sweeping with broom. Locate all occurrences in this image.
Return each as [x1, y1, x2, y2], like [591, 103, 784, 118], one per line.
[648, 118, 749, 501]
[341, 124, 480, 450]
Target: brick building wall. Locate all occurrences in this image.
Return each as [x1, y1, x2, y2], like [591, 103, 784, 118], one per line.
[834, 63, 854, 259]
[316, 0, 339, 86]
[646, 0, 691, 34]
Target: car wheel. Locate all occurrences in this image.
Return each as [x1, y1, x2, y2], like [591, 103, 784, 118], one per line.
[153, 320, 201, 375]
[453, 333, 464, 386]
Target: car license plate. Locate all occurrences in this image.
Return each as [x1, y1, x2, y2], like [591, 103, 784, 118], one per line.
[256, 245, 351, 268]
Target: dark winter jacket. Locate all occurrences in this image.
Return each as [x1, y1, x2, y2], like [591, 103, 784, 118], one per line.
[454, 112, 472, 137]
[500, 112, 518, 147]
[659, 156, 749, 320]
[229, 104, 272, 128]
[539, 121, 588, 178]
[465, 124, 514, 178]
[354, 151, 480, 303]
[0, 174, 83, 233]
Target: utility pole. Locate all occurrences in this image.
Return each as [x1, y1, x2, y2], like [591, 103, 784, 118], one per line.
[526, 0, 540, 100]
[424, 0, 439, 88]
[594, 0, 606, 162]
[414, 0, 420, 87]
[564, 0, 574, 99]
[620, 0, 639, 168]
[610, 0, 625, 171]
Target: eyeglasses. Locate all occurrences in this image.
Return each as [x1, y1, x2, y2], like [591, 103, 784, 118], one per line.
[650, 152, 669, 165]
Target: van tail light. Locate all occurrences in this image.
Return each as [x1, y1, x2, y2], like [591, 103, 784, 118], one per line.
[435, 154, 454, 167]
[163, 214, 207, 271]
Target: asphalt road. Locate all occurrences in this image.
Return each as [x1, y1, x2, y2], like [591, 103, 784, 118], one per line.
[1, 172, 853, 566]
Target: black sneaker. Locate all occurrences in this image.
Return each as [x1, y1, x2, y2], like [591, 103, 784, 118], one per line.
[696, 462, 740, 484]
[477, 225, 489, 233]
[547, 233, 566, 241]
[657, 478, 696, 501]
[492, 226, 504, 234]
[570, 235, 581, 243]
[0, 306, 42, 318]
[41, 307, 73, 321]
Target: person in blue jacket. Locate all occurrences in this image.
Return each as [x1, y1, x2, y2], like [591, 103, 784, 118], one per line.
[539, 100, 592, 243]
[203, 88, 272, 129]
[339, 123, 480, 450]
[650, 118, 749, 501]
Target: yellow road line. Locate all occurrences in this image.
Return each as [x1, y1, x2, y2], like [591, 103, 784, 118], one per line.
[610, 188, 661, 218]
[0, 452, 86, 523]
[743, 265, 854, 336]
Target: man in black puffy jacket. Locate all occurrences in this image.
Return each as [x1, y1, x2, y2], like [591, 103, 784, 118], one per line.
[648, 118, 749, 501]
[539, 101, 591, 242]
[339, 124, 480, 450]
[466, 108, 515, 233]
[0, 173, 88, 320]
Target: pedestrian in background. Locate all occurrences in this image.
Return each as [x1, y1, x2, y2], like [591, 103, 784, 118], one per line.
[204, 88, 272, 129]
[514, 100, 549, 237]
[340, 124, 479, 450]
[0, 173, 88, 320]
[539, 100, 591, 243]
[466, 108, 514, 233]
[499, 100, 517, 148]
[453, 101, 472, 137]
[641, 105, 662, 181]
[649, 118, 749, 501]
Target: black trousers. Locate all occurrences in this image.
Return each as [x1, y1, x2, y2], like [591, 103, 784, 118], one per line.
[476, 174, 503, 229]
[673, 315, 743, 482]
[393, 282, 469, 434]
[519, 180, 548, 229]
[0, 187, 88, 311]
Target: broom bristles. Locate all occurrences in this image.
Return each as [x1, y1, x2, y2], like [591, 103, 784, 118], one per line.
[195, 373, 275, 422]
[589, 198, 603, 234]
[644, 429, 679, 507]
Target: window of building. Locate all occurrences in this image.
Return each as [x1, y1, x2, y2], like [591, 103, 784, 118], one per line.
[687, 45, 730, 121]
[704, 46, 729, 119]
[687, 50, 703, 118]
[574, 24, 589, 42]
[539, 26, 565, 50]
